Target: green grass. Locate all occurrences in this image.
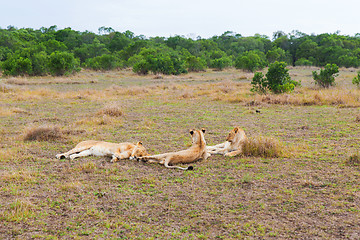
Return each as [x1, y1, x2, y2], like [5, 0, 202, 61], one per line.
[0, 67, 360, 238]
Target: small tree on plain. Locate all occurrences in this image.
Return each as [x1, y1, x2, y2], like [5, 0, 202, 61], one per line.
[312, 64, 339, 88]
[352, 71, 360, 88]
[251, 61, 300, 94]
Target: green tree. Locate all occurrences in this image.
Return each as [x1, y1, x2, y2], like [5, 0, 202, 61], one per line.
[235, 51, 267, 72]
[85, 54, 122, 71]
[2, 54, 32, 76]
[312, 64, 339, 88]
[251, 61, 300, 94]
[48, 51, 80, 76]
[352, 71, 360, 88]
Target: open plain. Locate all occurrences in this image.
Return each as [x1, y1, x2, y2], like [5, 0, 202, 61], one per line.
[0, 67, 360, 239]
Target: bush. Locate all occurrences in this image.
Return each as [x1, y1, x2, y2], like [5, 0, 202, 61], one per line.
[250, 72, 268, 94]
[295, 58, 313, 66]
[242, 136, 284, 158]
[2, 55, 32, 76]
[85, 54, 122, 71]
[132, 48, 187, 75]
[23, 126, 62, 141]
[31, 51, 49, 76]
[346, 153, 360, 166]
[235, 51, 267, 72]
[48, 51, 80, 76]
[209, 56, 232, 71]
[251, 61, 300, 94]
[352, 71, 360, 88]
[312, 63, 339, 88]
[185, 55, 206, 72]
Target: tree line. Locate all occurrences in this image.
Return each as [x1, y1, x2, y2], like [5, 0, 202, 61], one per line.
[0, 26, 360, 76]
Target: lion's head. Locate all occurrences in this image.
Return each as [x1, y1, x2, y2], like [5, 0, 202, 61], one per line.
[189, 128, 206, 147]
[226, 126, 244, 143]
[130, 141, 148, 158]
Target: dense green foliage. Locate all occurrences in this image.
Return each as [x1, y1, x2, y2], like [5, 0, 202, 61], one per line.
[312, 64, 339, 88]
[352, 71, 360, 88]
[251, 61, 300, 94]
[1, 26, 360, 76]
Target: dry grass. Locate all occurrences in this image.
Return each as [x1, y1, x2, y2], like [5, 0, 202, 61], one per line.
[23, 125, 63, 141]
[346, 153, 360, 166]
[0, 82, 15, 92]
[218, 88, 360, 107]
[242, 136, 285, 158]
[1, 67, 360, 239]
[97, 103, 124, 117]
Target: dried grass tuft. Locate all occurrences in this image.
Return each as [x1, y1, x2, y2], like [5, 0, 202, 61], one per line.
[242, 136, 285, 158]
[346, 153, 360, 166]
[23, 126, 62, 141]
[97, 104, 124, 117]
[0, 83, 15, 92]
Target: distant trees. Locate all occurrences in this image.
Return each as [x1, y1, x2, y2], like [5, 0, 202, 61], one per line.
[235, 51, 266, 72]
[1, 26, 360, 76]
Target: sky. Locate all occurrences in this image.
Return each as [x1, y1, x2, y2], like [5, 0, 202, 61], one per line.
[1, 0, 360, 39]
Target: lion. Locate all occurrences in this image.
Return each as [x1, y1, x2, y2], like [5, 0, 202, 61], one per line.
[207, 126, 247, 157]
[136, 128, 210, 170]
[56, 140, 148, 162]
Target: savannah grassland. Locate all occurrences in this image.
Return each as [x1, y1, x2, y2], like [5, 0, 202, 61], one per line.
[0, 67, 360, 239]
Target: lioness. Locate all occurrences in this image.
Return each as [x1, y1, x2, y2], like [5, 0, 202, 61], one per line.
[207, 126, 247, 157]
[136, 128, 210, 170]
[56, 141, 148, 162]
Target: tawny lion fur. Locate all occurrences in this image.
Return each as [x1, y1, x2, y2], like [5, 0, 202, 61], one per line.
[207, 126, 247, 157]
[137, 128, 210, 170]
[56, 141, 148, 162]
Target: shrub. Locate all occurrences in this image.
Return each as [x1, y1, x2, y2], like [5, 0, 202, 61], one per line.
[132, 48, 187, 75]
[242, 136, 284, 158]
[48, 51, 80, 76]
[251, 61, 300, 94]
[85, 54, 122, 71]
[2, 55, 32, 76]
[235, 51, 267, 72]
[97, 104, 124, 117]
[346, 153, 360, 166]
[185, 55, 206, 72]
[31, 51, 49, 76]
[23, 126, 62, 141]
[209, 56, 232, 71]
[295, 58, 313, 66]
[352, 71, 360, 88]
[312, 63, 339, 88]
[250, 72, 268, 94]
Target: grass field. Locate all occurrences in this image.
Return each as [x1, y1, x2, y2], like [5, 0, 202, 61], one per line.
[1, 67, 360, 239]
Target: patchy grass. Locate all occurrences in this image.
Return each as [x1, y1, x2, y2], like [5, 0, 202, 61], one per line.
[0, 67, 360, 239]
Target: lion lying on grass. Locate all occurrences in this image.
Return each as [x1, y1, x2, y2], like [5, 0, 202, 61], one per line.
[207, 126, 247, 157]
[56, 141, 148, 162]
[136, 128, 210, 170]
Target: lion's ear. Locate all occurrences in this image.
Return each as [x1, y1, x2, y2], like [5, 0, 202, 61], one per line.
[137, 141, 143, 146]
[234, 127, 238, 133]
[189, 129, 194, 135]
[201, 128, 206, 133]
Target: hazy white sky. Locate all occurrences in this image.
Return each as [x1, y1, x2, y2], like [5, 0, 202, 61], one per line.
[1, 0, 360, 38]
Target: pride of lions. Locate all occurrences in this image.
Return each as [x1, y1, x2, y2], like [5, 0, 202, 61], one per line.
[56, 126, 247, 170]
